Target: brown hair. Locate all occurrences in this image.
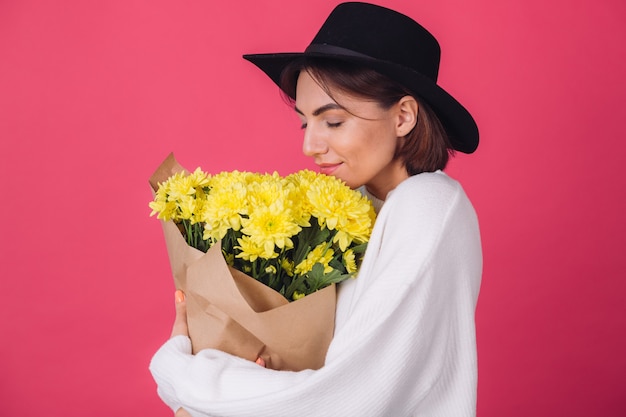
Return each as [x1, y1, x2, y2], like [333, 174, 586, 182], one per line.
[279, 58, 454, 175]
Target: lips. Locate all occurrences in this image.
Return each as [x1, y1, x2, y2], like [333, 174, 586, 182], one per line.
[317, 163, 342, 175]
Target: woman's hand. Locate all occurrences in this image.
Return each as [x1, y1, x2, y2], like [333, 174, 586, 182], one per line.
[167, 291, 266, 414]
[169, 289, 267, 374]
[171, 290, 189, 338]
[175, 407, 193, 417]
[172, 291, 192, 417]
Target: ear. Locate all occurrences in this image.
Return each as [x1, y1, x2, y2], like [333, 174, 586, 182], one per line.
[395, 96, 418, 137]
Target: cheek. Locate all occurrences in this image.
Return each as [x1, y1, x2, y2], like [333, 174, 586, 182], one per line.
[363, 129, 398, 160]
[336, 120, 397, 166]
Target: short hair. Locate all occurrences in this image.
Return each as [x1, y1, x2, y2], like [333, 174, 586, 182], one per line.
[279, 58, 454, 175]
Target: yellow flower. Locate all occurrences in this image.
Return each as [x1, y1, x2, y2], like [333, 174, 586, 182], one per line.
[149, 168, 211, 224]
[245, 172, 284, 207]
[201, 177, 248, 241]
[150, 163, 377, 301]
[240, 201, 301, 252]
[148, 197, 173, 220]
[295, 243, 335, 275]
[281, 258, 295, 277]
[306, 175, 374, 251]
[235, 235, 278, 261]
[343, 249, 357, 274]
[188, 167, 212, 187]
[286, 170, 320, 226]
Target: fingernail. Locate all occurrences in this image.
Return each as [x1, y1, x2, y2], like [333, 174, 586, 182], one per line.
[255, 357, 266, 367]
[175, 290, 185, 303]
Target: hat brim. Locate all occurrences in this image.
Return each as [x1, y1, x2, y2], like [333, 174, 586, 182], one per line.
[243, 52, 478, 154]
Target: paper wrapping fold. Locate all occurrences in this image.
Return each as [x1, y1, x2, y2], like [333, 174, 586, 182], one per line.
[149, 153, 336, 371]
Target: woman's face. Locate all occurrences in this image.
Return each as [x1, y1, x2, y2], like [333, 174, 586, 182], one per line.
[294, 71, 411, 200]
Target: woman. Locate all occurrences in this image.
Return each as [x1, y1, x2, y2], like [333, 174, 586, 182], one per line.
[150, 3, 482, 416]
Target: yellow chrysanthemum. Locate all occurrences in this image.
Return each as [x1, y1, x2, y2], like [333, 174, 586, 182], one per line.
[306, 175, 374, 251]
[240, 200, 301, 252]
[201, 178, 248, 241]
[148, 197, 174, 221]
[281, 258, 295, 277]
[149, 168, 211, 223]
[210, 170, 257, 192]
[343, 249, 357, 274]
[150, 164, 376, 301]
[235, 235, 278, 261]
[245, 173, 293, 209]
[286, 170, 321, 226]
[295, 243, 335, 275]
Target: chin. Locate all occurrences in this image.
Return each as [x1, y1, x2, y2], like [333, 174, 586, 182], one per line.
[328, 171, 361, 190]
[342, 179, 362, 190]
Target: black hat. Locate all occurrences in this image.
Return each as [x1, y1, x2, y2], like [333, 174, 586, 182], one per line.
[243, 2, 478, 153]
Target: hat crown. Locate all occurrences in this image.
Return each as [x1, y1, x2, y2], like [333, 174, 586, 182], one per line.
[309, 2, 441, 81]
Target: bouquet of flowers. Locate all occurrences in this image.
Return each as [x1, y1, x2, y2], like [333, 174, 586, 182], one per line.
[149, 153, 375, 370]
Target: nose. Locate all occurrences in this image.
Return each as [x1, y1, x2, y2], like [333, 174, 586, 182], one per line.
[302, 125, 328, 157]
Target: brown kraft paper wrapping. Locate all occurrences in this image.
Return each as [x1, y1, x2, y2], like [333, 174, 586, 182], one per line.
[149, 153, 336, 371]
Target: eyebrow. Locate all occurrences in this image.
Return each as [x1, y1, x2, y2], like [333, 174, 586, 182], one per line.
[294, 103, 345, 117]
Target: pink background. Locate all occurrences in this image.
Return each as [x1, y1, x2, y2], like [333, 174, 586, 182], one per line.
[1, 0, 624, 415]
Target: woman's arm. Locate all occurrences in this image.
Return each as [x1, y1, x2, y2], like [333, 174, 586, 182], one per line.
[150, 173, 482, 417]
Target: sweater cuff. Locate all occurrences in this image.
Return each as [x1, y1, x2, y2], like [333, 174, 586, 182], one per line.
[166, 334, 193, 353]
[149, 336, 193, 411]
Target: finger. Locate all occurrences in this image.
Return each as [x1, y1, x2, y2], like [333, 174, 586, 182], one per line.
[175, 407, 193, 417]
[255, 356, 266, 367]
[170, 290, 189, 338]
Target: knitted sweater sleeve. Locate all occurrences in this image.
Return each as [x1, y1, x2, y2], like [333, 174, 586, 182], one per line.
[149, 172, 482, 417]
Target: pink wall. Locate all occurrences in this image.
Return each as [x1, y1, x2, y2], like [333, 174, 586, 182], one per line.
[1, 0, 624, 415]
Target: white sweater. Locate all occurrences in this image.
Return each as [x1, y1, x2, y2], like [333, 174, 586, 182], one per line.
[150, 171, 482, 417]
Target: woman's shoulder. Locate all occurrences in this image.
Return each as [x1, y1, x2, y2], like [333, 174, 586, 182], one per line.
[387, 170, 465, 208]
[370, 171, 479, 268]
[376, 171, 477, 238]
